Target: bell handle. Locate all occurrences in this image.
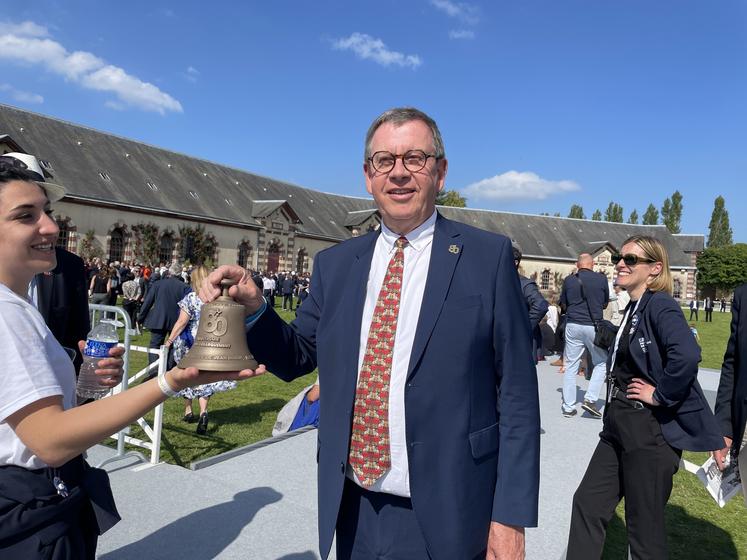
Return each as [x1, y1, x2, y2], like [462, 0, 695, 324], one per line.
[220, 279, 236, 297]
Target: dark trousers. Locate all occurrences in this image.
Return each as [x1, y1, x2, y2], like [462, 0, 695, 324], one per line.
[282, 293, 294, 310]
[0, 456, 119, 560]
[567, 397, 681, 560]
[336, 478, 431, 560]
[122, 300, 139, 329]
[689, 309, 698, 321]
[705, 309, 713, 322]
[147, 329, 167, 368]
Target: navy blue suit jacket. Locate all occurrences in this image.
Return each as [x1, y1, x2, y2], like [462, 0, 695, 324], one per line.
[138, 277, 190, 331]
[247, 214, 540, 560]
[716, 284, 747, 451]
[609, 290, 723, 451]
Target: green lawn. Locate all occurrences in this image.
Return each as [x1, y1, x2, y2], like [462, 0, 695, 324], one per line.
[111, 306, 316, 467]
[687, 307, 733, 370]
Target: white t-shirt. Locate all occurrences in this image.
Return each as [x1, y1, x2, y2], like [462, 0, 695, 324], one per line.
[0, 283, 76, 468]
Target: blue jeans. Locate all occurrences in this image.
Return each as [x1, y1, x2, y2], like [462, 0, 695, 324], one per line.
[562, 323, 608, 412]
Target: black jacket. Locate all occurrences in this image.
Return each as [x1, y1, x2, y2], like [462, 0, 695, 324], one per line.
[609, 289, 723, 451]
[715, 284, 747, 451]
[36, 248, 90, 371]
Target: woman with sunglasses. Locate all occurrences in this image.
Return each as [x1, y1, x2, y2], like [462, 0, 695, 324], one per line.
[0, 156, 263, 559]
[567, 235, 723, 559]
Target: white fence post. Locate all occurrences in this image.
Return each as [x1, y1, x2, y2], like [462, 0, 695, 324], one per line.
[88, 303, 167, 468]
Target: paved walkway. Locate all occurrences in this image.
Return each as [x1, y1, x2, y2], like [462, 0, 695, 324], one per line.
[94, 358, 720, 559]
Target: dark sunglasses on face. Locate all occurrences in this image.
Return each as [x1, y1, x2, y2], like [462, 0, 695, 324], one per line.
[611, 253, 656, 266]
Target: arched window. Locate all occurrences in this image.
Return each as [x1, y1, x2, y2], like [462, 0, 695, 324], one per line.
[237, 242, 252, 268]
[266, 241, 281, 273]
[296, 248, 308, 273]
[159, 234, 174, 265]
[109, 227, 124, 263]
[673, 279, 682, 299]
[56, 219, 70, 251]
[181, 234, 195, 263]
[540, 269, 550, 291]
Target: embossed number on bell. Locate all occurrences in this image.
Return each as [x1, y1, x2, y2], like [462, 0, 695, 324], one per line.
[177, 279, 259, 372]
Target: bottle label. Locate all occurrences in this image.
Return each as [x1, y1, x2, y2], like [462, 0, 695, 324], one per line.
[84, 339, 117, 358]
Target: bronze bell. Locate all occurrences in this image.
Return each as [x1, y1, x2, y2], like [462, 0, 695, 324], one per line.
[177, 279, 259, 372]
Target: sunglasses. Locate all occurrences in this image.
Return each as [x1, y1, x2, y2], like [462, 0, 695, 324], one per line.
[611, 253, 656, 266]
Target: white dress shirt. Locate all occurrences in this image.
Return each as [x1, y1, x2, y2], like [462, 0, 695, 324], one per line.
[347, 211, 437, 497]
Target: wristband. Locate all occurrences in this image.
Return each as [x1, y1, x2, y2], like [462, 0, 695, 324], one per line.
[157, 372, 179, 397]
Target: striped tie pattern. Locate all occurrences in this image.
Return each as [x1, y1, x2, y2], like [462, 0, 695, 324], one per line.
[348, 236, 408, 486]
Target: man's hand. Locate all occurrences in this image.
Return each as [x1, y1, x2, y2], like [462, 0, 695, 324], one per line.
[199, 265, 265, 315]
[712, 437, 733, 471]
[486, 522, 524, 560]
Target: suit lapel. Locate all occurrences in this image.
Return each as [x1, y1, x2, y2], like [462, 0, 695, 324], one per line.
[407, 215, 462, 379]
[343, 233, 379, 384]
[627, 290, 653, 340]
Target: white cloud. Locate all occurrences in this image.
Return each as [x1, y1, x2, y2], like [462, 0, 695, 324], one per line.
[430, 0, 480, 25]
[0, 20, 182, 114]
[448, 29, 475, 40]
[332, 33, 422, 69]
[463, 170, 581, 201]
[0, 20, 49, 37]
[0, 83, 44, 104]
[185, 65, 199, 83]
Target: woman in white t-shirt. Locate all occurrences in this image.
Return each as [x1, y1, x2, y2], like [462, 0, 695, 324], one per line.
[0, 156, 264, 559]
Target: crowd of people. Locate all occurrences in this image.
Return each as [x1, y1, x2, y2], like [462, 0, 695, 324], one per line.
[1, 107, 745, 560]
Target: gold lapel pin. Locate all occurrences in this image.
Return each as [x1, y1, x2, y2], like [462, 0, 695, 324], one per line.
[448, 244, 460, 254]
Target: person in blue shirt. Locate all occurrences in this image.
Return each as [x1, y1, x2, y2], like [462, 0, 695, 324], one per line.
[559, 253, 609, 418]
[567, 235, 723, 560]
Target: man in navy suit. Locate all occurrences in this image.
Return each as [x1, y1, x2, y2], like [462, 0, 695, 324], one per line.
[714, 284, 747, 501]
[138, 262, 190, 370]
[202, 108, 540, 559]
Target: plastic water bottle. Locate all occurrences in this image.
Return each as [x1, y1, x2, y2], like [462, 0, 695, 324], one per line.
[76, 320, 119, 399]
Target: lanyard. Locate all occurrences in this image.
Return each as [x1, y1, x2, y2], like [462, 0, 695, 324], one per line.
[609, 298, 642, 374]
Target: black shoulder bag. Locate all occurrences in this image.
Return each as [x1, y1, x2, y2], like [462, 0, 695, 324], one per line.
[576, 273, 618, 351]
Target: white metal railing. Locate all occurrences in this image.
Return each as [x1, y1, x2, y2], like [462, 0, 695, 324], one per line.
[88, 304, 166, 466]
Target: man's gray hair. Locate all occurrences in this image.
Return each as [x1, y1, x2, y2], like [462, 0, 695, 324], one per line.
[364, 107, 446, 161]
[168, 262, 182, 277]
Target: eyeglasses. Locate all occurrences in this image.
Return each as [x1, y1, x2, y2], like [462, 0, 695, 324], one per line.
[0, 155, 44, 182]
[368, 150, 438, 173]
[611, 253, 656, 266]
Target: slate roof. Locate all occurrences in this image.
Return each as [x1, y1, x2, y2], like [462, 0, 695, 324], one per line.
[673, 234, 705, 253]
[344, 209, 379, 227]
[0, 104, 697, 268]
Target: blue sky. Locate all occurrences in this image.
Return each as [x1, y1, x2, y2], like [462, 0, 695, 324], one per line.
[1, 1, 745, 241]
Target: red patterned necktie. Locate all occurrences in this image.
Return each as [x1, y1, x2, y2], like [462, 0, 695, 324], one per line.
[348, 235, 408, 487]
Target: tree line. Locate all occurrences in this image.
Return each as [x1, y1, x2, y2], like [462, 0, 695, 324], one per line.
[566, 192, 733, 249]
